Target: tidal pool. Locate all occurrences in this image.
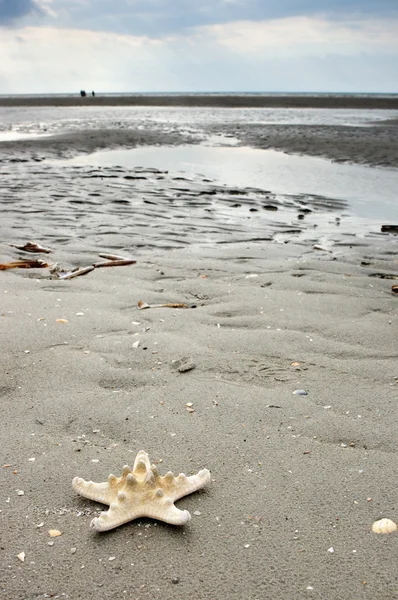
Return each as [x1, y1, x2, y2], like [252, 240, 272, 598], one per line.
[66, 145, 398, 222]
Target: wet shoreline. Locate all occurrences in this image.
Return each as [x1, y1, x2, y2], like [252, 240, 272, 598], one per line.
[2, 120, 398, 169]
[1, 94, 398, 109]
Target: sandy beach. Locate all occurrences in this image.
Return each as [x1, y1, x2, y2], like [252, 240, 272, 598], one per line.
[1, 105, 398, 600]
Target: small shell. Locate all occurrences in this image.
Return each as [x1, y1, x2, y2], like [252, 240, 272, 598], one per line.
[313, 244, 332, 252]
[58, 266, 94, 280]
[48, 529, 63, 537]
[17, 552, 25, 562]
[372, 518, 397, 534]
[93, 259, 136, 268]
[11, 241, 51, 254]
[138, 300, 150, 309]
[98, 253, 129, 261]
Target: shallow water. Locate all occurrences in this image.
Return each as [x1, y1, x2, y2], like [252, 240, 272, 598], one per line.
[0, 131, 52, 142]
[66, 145, 398, 222]
[1, 105, 397, 138]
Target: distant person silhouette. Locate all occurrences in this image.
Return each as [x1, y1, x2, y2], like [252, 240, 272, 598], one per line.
[92, 91, 95, 97]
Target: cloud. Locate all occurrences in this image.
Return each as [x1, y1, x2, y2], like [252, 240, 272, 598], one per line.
[9, 0, 398, 37]
[0, 16, 397, 94]
[201, 16, 398, 57]
[0, 0, 43, 24]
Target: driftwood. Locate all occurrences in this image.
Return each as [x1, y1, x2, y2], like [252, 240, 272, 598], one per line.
[0, 259, 49, 270]
[1, 249, 136, 280]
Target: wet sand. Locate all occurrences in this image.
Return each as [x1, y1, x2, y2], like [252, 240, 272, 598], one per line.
[0, 122, 398, 600]
[1, 94, 398, 109]
[2, 120, 398, 169]
[207, 122, 398, 168]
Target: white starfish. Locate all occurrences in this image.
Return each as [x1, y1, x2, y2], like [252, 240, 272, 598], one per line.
[72, 450, 211, 532]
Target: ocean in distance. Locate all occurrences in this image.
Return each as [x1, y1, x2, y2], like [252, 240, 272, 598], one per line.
[1, 91, 398, 99]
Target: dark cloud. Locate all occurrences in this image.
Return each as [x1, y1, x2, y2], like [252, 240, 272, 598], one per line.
[4, 0, 398, 33]
[70, 0, 398, 36]
[0, 0, 41, 24]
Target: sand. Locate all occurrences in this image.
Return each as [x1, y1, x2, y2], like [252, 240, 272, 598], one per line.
[2, 122, 398, 168]
[206, 122, 398, 168]
[2, 109, 398, 169]
[1, 94, 398, 109]
[1, 112, 398, 600]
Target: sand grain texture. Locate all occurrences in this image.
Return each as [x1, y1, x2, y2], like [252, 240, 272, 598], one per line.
[0, 122, 398, 599]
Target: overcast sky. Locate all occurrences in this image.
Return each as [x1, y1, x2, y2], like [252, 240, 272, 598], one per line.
[0, 0, 397, 93]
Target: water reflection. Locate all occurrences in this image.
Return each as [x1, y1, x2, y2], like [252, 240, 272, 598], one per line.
[67, 145, 398, 221]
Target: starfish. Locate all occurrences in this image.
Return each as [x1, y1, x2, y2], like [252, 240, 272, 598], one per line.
[72, 450, 211, 532]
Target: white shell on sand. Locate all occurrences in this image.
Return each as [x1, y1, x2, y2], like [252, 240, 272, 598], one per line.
[372, 518, 397, 534]
[72, 450, 211, 532]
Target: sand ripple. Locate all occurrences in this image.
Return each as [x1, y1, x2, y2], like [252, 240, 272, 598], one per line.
[0, 162, 348, 253]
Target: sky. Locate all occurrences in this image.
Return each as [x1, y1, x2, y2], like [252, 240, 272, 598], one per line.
[0, 0, 397, 93]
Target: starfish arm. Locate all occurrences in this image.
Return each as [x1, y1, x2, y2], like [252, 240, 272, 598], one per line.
[143, 496, 192, 526]
[166, 469, 211, 502]
[72, 476, 117, 506]
[90, 493, 191, 531]
[133, 450, 151, 476]
[90, 498, 144, 532]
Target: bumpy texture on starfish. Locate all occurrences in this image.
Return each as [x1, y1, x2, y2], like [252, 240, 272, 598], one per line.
[72, 450, 211, 532]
